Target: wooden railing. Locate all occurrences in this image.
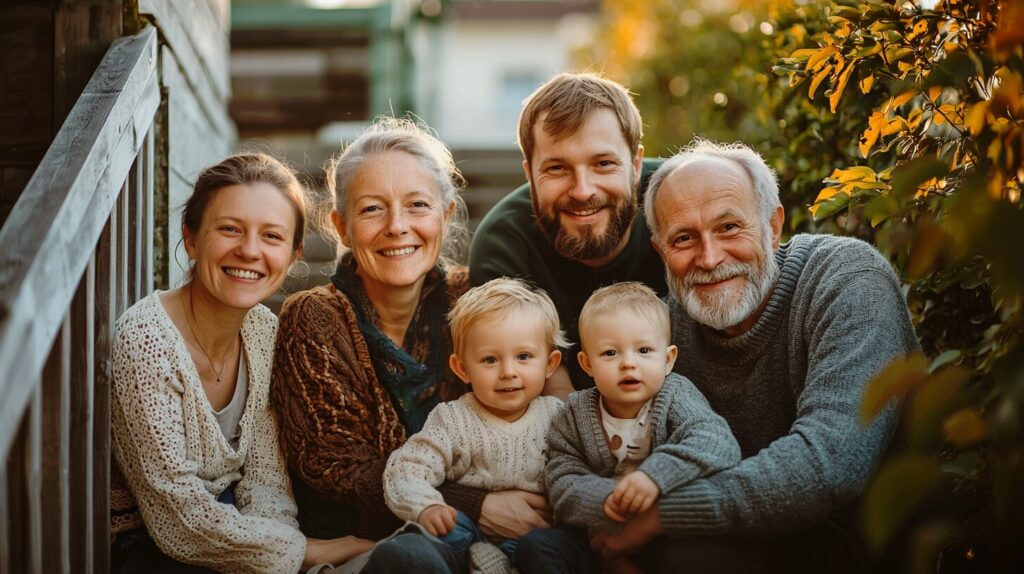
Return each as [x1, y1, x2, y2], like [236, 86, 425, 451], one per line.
[0, 26, 160, 574]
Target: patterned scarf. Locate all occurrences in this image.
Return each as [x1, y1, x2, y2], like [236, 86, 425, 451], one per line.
[331, 253, 449, 433]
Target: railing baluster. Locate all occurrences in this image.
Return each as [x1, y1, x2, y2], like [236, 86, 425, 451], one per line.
[41, 314, 71, 573]
[93, 210, 115, 574]
[143, 126, 155, 295]
[69, 256, 96, 572]
[0, 461, 8, 574]
[131, 161, 142, 303]
[27, 388, 43, 574]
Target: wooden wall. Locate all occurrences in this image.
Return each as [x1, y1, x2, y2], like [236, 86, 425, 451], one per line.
[0, 0, 123, 227]
[137, 0, 235, 288]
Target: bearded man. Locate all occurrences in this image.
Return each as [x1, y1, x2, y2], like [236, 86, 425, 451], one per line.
[572, 139, 919, 572]
[469, 73, 666, 394]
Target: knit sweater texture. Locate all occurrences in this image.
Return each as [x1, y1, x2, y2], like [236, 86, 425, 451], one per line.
[111, 293, 305, 573]
[270, 268, 478, 539]
[661, 233, 919, 537]
[468, 159, 667, 389]
[384, 394, 564, 523]
[546, 373, 741, 532]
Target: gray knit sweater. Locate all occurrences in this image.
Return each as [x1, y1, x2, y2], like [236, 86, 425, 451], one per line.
[660, 233, 919, 537]
[546, 373, 741, 532]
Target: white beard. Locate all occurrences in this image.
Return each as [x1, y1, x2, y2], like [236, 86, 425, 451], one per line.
[668, 231, 779, 331]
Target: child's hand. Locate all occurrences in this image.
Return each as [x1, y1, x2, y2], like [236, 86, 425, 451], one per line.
[418, 504, 458, 536]
[604, 471, 659, 521]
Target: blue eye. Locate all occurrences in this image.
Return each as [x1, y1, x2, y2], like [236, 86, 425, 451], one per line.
[601, 350, 617, 357]
[482, 356, 498, 365]
[517, 352, 533, 361]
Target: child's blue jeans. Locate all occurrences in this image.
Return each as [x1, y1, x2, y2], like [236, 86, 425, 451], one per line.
[439, 511, 518, 561]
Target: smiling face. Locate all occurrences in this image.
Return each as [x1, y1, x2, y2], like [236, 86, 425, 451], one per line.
[651, 157, 783, 335]
[526, 108, 643, 267]
[578, 308, 677, 419]
[449, 311, 561, 422]
[335, 150, 450, 298]
[184, 182, 299, 311]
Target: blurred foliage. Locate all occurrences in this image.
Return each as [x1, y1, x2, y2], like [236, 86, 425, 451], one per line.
[599, 0, 1023, 571]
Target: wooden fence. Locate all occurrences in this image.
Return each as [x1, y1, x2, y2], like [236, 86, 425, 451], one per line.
[0, 26, 159, 573]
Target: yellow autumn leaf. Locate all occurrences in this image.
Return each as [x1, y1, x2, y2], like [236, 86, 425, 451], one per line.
[907, 108, 925, 130]
[809, 66, 832, 99]
[790, 48, 818, 59]
[859, 111, 888, 157]
[965, 101, 990, 134]
[829, 62, 855, 112]
[827, 166, 878, 183]
[907, 18, 929, 41]
[881, 116, 905, 136]
[807, 46, 839, 71]
[859, 74, 875, 94]
[943, 408, 986, 448]
[928, 86, 943, 102]
[887, 90, 916, 112]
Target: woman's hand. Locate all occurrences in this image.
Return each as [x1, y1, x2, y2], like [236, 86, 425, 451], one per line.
[302, 536, 375, 569]
[478, 490, 552, 539]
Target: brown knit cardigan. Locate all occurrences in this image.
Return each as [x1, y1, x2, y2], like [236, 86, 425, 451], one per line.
[270, 267, 483, 539]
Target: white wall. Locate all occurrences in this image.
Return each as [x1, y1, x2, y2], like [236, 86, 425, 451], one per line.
[427, 17, 591, 149]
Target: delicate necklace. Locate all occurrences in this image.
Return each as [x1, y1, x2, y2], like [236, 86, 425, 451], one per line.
[186, 283, 228, 383]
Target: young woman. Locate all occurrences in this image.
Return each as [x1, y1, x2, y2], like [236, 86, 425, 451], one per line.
[110, 154, 373, 573]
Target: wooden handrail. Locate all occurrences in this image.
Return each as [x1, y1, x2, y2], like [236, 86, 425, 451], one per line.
[0, 27, 159, 459]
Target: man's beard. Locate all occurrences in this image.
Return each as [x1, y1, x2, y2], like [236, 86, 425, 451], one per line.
[667, 228, 779, 331]
[532, 181, 637, 262]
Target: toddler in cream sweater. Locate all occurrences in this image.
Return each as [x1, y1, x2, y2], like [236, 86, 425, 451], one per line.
[383, 277, 566, 571]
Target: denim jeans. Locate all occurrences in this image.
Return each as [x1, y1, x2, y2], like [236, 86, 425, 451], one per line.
[515, 527, 597, 574]
[110, 484, 236, 574]
[440, 511, 518, 561]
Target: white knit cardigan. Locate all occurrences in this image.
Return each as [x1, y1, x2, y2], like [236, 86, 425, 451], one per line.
[111, 292, 305, 573]
[383, 393, 563, 523]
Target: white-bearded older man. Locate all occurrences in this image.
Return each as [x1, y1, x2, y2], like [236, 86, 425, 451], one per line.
[579, 139, 921, 573]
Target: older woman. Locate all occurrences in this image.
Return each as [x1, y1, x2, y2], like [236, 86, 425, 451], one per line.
[272, 119, 552, 570]
[110, 154, 372, 573]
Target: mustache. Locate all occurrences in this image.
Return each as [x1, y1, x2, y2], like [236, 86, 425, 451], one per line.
[556, 197, 608, 213]
[683, 262, 753, 288]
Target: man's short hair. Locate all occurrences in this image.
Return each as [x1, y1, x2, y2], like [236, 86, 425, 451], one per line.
[448, 277, 568, 356]
[578, 282, 670, 350]
[518, 72, 643, 167]
[644, 138, 782, 238]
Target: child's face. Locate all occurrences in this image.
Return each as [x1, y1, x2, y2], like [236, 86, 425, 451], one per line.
[578, 309, 678, 419]
[449, 312, 561, 422]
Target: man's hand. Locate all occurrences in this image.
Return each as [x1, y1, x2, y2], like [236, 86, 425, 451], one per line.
[419, 504, 458, 536]
[479, 490, 552, 539]
[590, 505, 663, 559]
[604, 471, 659, 521]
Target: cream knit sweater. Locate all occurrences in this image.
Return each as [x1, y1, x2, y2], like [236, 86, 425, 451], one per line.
[383, 393, 563, 523]
[111, 292, 305, 573]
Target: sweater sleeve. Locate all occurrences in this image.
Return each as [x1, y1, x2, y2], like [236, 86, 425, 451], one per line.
[638, 376, 741, 495]
[270, 289, 404, 534]
[383, 404, 458, 522]
[545, 401, 621, 532]
[659, 264, 918, 537]
[111, 320, 305, 574]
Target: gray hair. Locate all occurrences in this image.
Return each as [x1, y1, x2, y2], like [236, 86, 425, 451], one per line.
[325, 116, 469, 263]
[644, 138, 781, 239]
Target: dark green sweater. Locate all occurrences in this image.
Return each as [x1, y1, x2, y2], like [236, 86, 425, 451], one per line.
[661, 233, 919, 536]
[468, 158, 667, 389]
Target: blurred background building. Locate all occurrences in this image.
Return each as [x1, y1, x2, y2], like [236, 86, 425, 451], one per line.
[229, 0, 600, 304]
